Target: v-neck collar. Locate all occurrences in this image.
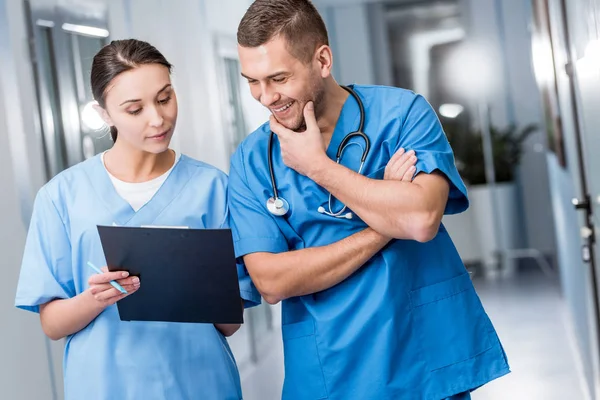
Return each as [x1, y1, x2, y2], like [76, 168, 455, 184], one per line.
[83, 153, 191, 226]
[325, 85, 362, 161]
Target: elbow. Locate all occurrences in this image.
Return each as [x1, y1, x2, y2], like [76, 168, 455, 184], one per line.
[263, 295, 282, 305]
[41, 325, 64, 341]
[254, 277, 285, 305]
[258, 282, 284, 305]
[407, 211, 442, 243]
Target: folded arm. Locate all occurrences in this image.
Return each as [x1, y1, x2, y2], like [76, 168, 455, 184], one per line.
[244, 227, 390, 304]
[309, 160, 449, 242]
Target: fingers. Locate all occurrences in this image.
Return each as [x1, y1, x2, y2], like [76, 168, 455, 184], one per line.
[384, 148, 417, 181]
[384, 148, 406, 180]
[91, 282, 140, 302]
[302, 101, 318, 131]
[269, 115, 291, 138]
[115, 276, 140, 286]
[88, 270, 129, 285]
[388, 147, 406, 165]
[90, 280, 139, 295]
[401, 165, 417, 182]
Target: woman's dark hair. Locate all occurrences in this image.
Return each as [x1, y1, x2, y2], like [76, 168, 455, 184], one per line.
[91, 39, 173, 141]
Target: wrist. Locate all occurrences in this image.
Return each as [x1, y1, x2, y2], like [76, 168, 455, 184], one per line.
[366, 227, 392, 244]
[307, 156, 334, 182]
[81, 288, 108, 313]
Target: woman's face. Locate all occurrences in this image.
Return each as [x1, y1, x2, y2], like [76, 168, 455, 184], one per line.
[98, 63, 178, 153]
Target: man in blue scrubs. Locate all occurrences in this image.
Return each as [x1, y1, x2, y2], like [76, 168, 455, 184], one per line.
[230, 1, 510, 399]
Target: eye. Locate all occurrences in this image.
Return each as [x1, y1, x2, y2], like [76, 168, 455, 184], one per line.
[247, 79, 259, 85]
[158, 96, 172, 105]
[272, 77, 286, 83]
[127, 109, 142, 116]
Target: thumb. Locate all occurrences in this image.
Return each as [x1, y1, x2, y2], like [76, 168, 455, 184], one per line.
[303, 101, 318, 131]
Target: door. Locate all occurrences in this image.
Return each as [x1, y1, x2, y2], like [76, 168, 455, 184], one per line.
[559, 0, 600, 396]
[26, 0, 110, 180]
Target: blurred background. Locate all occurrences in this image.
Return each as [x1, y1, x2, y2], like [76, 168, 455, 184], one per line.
[1, 0, 600, 398]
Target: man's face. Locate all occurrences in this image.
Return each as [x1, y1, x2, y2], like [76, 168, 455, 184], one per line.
[238, 35, 325, 131]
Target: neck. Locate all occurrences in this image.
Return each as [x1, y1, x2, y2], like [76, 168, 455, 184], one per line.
[104, 141, 174, 183]
[317, 79, 349, 137]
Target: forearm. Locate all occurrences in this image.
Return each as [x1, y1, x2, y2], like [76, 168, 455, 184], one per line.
[39, 290, 105, 340]
[310, 159, 438, 241]
[245, 228, 390, 304]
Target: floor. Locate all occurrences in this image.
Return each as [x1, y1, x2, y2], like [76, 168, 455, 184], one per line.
[237, 268, 587, 400]
[471, 268, 587, 399]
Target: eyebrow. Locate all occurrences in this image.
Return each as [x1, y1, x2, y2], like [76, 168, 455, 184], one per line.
[241, 72, 287, 81]
[119, 84, 172, 106]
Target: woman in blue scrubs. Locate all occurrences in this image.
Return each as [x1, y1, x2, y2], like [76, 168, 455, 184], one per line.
[230, 1, 510, 399]
[14, 39, 259, 400]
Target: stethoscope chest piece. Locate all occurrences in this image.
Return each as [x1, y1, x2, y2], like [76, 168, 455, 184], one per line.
[266, 196, 290, 216]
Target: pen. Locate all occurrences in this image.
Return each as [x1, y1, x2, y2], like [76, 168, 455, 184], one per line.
[86, 261, 128, 294]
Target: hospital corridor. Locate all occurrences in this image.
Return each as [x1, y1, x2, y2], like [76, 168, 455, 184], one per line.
[2, 0, 600, 399]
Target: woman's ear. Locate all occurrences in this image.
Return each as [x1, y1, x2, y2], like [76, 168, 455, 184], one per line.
[92, 103, 114, 127]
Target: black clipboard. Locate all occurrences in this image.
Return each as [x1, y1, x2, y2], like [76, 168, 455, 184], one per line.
[97, 225, 243, 324]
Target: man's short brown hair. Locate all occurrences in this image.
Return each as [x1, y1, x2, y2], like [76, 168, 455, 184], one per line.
[237, 0, 329, 64]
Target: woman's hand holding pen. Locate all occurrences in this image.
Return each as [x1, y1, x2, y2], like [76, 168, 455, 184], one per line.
[87, 267, 140, 308]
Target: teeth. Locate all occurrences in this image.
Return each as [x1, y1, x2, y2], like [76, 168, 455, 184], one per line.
[274, 102, 292, 112]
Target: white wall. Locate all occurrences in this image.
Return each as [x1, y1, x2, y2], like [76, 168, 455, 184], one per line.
[315, 2, 376, 85]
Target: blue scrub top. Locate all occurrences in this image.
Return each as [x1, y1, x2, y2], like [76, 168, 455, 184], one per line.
[229, 85, 510, 400]
[15, 154, 260, 400]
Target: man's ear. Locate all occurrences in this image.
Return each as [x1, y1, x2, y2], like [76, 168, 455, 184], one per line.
[92, 103, 114, 127]
[314, 45, 333, 79]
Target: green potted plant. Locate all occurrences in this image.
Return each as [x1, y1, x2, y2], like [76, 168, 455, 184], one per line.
[442, 121, 537, 276]
[445, 123, 537, 186]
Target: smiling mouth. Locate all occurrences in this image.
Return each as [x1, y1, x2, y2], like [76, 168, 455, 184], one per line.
[271, 101, 294, 113]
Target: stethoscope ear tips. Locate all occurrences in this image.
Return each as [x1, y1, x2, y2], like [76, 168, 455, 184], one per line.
[317, 206, 326, 214]
[344, 213, 353, 219]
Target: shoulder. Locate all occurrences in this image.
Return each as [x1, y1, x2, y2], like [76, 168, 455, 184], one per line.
[237, 122, 270, 154]
[353, 84, 431, 119]
[178, 154, 228, 187]
[230, 122, 270, 171]
[42, 155, 98, 197]
[353, 84, 418, 105]
[32, 156, 99, 219]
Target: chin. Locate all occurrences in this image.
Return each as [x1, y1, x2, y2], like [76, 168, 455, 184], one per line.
[278, 117, 305, 132]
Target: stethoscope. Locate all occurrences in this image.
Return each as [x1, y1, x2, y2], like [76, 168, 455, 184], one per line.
[266, 85, 370, 219]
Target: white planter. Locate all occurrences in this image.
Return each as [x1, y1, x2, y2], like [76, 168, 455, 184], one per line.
[443, 206, 482, 265]
[469, 182, 521, 277]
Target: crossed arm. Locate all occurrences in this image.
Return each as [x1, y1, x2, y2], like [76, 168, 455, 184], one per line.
[309, 161, 449, 242]
[242, 148, 420, 304]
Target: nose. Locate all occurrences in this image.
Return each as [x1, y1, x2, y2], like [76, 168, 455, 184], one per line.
[148, 105, 164, 128]
[259, 83, 280, 108]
